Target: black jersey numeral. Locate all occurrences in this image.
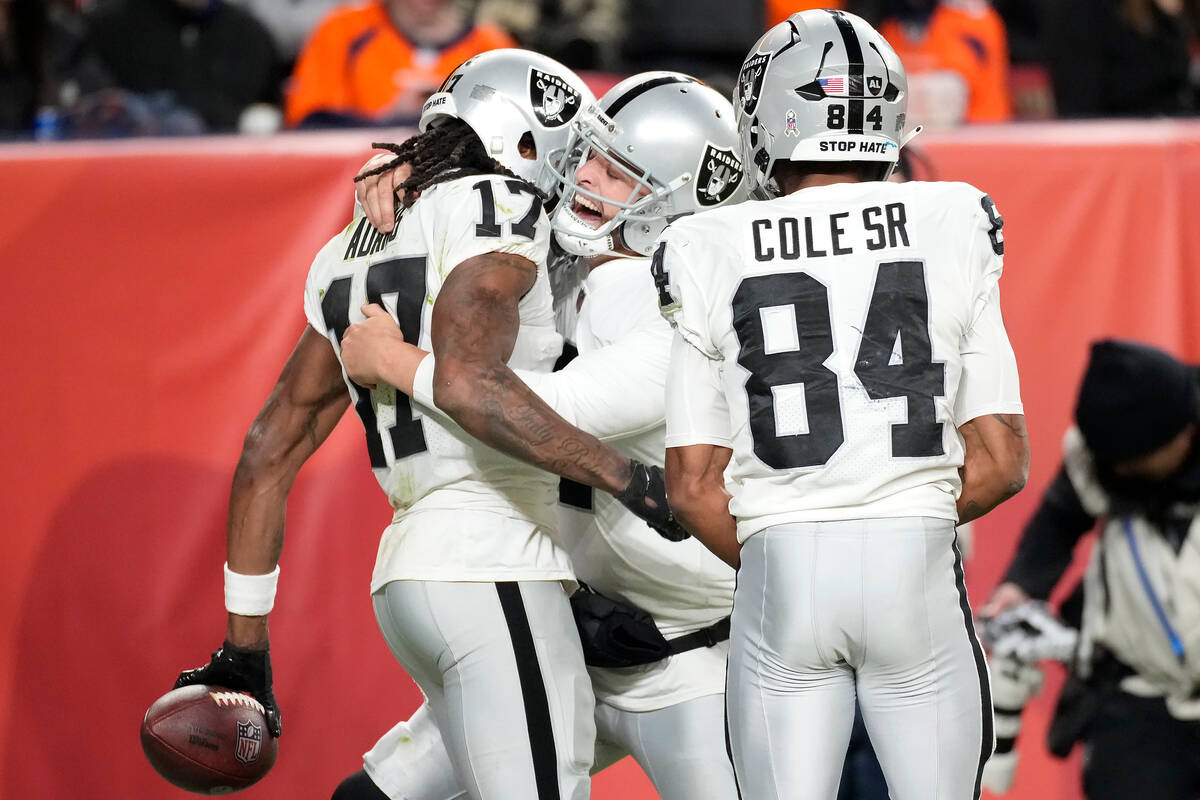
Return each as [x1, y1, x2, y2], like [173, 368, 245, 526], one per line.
[733, 272, 845, 468]
[852, 260, 946, 457]
[981, 195, 1004, 255]
[473, 179, 542, 240]
[731, 260, 944, 470]
[320, 257, 429, 468]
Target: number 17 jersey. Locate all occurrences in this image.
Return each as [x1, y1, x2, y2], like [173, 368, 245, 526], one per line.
[303, 174, 570, 585]
[659, 180, 1023, 541]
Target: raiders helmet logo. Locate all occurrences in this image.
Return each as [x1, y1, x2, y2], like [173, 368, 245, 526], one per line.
[529, 68, 581, 128]
[867, 75, 883, 95]
[695, 144, 743, 207]
[737, 52, 772, 117]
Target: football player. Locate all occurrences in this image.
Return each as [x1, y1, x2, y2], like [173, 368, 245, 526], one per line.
[335, 72, 745, 800]
[173, 49, 683, 800]
[658, 10, 1029, 800]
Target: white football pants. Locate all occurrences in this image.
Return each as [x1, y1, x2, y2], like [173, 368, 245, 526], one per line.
[726, 518, 993, 800]
[592, 693, 738, 800]
[372, 580, 594, 800]
[362, 687, 738, 800]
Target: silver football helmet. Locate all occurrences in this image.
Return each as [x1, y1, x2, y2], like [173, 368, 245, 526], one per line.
[419, 49, 596, 197]
[735, 10, 918, 197]
[549, 71, 747, 257]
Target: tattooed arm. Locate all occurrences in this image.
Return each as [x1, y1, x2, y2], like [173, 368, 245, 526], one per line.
[430, 251, 633, 494]
[957, 413, 1030, 525]
[225, 325, 349, 648]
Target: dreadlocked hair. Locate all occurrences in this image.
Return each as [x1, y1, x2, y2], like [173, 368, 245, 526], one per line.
[354, 119, 542, 208]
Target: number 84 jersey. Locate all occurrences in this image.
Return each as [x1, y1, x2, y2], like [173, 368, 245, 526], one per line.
[658, 180, 1023, 541]
[302, 174, 569, 583]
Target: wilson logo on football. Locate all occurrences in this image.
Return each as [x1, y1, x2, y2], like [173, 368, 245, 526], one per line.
[235, 719, 264, 764]
[529, 68, 580, 128]
[737, 52, 772, 117]
[695, 144, 743, 207]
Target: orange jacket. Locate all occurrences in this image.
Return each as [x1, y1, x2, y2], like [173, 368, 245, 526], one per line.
[285, 2, 516, 127]
[879, 1, 1012, 123]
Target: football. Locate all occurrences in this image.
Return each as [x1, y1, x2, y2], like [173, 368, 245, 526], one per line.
[140, 684, 278, 794]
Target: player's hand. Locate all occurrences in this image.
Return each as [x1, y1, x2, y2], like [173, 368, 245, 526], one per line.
[978, 581, 1030, 620]
[614, 460, 691, 542]
[341, 304, 406, 390]
[175, 642, 282, 738]
[354, 154, 413, 234]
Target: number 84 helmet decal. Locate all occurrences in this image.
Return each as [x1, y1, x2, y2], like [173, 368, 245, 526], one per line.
[736, 9, 922, 197]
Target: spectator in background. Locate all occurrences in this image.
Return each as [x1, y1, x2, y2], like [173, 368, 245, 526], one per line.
[1044, 0, 1198, 117]
[0, 0, 110, 138]
[2, 0, 63, 135]
[284, 0, 515, 128]
[85, 0, 280, 133]
[767, 1, 893, 27]
[767, 0, 848, 27]
[991, 0, 1056, 119]
[619, 0, 764, 96]
[229, 0, 342, 66]
[981, 339, 1200, 800]
[990, 0, 1041, 65]
[475, 0, 624, 71]
[878, 0, 1013, 126]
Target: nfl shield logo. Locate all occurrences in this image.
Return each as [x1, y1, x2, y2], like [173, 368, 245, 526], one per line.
[867, 76, 883, 95]
[695, 144, 743, 207]
[736, 52, 772, 117]
[235, 719, 263, 764]
[529, 68, 581, 128]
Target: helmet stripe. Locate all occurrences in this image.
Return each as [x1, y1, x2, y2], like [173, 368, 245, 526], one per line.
[829, 10, 865, 134]
[604, 75, 696, 119]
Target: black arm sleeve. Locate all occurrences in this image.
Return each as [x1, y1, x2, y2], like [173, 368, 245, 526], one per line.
[1001, 464, 1097, 599]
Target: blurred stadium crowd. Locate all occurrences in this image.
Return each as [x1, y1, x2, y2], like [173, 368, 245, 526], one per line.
[1, 0, 1197, 139]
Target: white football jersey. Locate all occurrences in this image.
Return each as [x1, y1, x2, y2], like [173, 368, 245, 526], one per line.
[551, 257, 735, 712]
[660, 180, 1023, 542]
[412, 255, 736, 710]
[303, 174, 570, 586]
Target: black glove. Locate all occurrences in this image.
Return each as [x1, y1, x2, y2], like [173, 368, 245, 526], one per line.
[175, 641, 282, 738]
[613, 460, 691, 542]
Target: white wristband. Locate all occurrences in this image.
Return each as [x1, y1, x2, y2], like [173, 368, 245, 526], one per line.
[224, 562, 280, 616]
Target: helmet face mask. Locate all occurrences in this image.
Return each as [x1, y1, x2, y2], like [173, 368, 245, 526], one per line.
[550, 106, 679, 257]
[550, 72, 747, 258]
[418, 49, 595, 197]
[734, 10, 911, 198]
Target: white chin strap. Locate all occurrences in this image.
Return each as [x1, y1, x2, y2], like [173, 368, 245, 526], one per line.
[553, 204, 621, 257]
[900, 125, 924, 148]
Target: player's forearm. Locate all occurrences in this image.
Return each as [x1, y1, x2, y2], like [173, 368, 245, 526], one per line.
[433, 359, 633, 494]
[957, 476, 1022, 524]
[220, 345, 349, 648]
[671, 490, 739, 568]
[222, 459, 294, 649]
[958, 415, 1030, 523]
[958, 452, 1027, 523]
[375, 343, 429, 396]
[666, 445, 739, 567]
